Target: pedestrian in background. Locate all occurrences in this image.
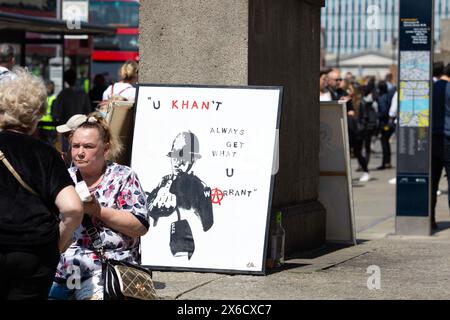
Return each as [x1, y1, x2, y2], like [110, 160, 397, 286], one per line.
[102, 60, 138, 101]
[100, 60, 138, 117]
[354, 85, 378, 182]
[89, 74, 107, 111]
[37, 80, 58, 146]
[433, 61, 444, 83]
[0, 69, 83, 300]
[320, 69, 332, 101]
[328, 68, 357, 158]
[376, 81, 394, 170]
[52, 69, 91, 152]
[430, 63, 450, 230]
[0, 43, 17, 81]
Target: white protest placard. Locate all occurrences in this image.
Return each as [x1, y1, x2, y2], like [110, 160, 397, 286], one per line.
[132, 84, 282, 274]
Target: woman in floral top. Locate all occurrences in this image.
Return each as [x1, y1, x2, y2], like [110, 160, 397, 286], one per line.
[49, 113, 149, 300]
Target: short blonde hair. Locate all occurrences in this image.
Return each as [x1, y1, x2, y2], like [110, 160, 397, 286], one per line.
[74, 111, 123, 161]
[0, 68, 47, 131]
[119, 60, 138, 81]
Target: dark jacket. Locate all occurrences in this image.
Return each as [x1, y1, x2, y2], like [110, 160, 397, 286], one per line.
[432, 79, 447, 136]
[52, 87, 91, 124]
[377, 93, 392, 127]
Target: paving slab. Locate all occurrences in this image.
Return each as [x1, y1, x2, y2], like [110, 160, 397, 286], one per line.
[150, 139, 450, 300]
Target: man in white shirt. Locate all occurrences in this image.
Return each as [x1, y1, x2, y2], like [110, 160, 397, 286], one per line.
[0, 44, 17, 81]
[319, 70, 332, 101]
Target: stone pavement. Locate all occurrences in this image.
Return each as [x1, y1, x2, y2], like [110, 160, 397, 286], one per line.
[151, 138, 450, 300]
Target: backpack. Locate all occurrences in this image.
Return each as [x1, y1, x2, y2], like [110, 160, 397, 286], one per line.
[98, 83, 133, 113]
[359, 99, 378, 131]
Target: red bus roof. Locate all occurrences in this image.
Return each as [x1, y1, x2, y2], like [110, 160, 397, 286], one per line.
[92, 50, 139, 61]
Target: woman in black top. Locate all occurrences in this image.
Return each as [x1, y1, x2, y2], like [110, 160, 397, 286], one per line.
[0, 69, 83, 300]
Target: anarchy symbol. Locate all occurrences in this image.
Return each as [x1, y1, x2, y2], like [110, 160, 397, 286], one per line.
[211, 188, 224, 205]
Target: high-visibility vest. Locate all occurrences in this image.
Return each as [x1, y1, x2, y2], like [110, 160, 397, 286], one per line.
[40, 95, 57, 131]
[84, 78, 90, 94]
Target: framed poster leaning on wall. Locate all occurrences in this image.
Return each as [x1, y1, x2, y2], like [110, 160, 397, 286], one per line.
[131, 84, 282, 274]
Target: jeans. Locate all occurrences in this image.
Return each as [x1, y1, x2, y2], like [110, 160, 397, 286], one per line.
[48, 268, 104, 300]
[380, 127, 394, 166]
[353, 138, 368, 172]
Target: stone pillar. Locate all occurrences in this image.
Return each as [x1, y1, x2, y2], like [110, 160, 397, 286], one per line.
[140, 0, 326, 256]
[140, 1, 248, 85]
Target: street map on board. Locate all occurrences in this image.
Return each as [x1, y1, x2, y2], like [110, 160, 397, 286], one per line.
[399, 81, 429, 127]
[399, 51, 430, 81]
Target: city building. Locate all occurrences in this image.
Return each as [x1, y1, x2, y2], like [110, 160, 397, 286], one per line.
[321, 0, 450, 78]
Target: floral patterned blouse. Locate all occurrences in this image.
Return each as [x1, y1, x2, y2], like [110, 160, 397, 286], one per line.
[54, 161, 149, 282]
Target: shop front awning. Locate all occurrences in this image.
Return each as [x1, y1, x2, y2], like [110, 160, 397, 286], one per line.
[0, 11, 116, 35]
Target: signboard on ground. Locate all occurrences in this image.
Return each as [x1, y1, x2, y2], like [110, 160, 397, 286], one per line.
[319, 101, 356, 244]
[132, 84, 282, 274]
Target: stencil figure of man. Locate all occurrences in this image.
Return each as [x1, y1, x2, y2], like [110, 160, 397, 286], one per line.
[146, 131, 213, 259]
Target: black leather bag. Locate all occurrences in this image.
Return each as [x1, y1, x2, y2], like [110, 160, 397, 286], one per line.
[103, 259, 157, 300]
[82, 215, 158, 300]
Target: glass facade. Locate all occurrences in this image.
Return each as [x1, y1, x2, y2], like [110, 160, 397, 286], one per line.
[321, 0, 449, 54]
[90, 0, 139, 27]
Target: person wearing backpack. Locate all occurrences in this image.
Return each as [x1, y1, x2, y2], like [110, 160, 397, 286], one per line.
[354, 85, 378, 182]
[100, 60, 138, 117]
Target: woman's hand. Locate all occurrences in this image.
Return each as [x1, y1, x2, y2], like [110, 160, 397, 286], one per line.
[84, 193, 102, 218]
[83, 192, 147, 237]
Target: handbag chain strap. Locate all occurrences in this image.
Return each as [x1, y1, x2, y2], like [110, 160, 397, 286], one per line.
[76, 170, 107, 261]
[0, 149, 38, 196]
[82, 214, 106, 261]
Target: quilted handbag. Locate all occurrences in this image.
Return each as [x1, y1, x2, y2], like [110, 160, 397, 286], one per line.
[81, 214, 158, 300]
[103, 259, 157, 300]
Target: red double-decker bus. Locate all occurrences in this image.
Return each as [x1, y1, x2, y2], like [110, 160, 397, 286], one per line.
[90, 0, 139, 83]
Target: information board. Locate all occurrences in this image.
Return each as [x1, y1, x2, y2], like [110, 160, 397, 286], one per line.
[397, 0, 433, 230]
